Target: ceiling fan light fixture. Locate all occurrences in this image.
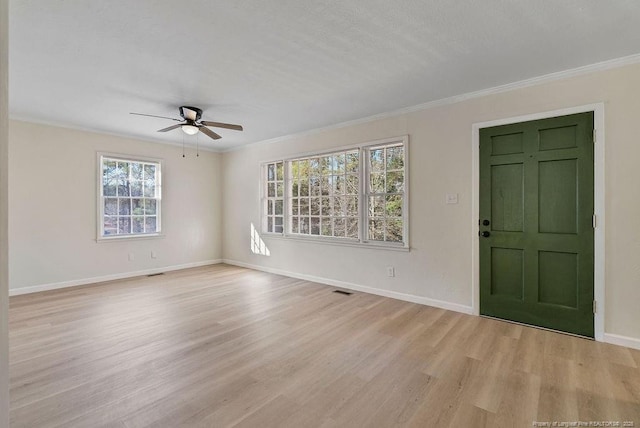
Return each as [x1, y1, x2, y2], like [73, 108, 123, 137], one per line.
[181, 124, 199, 135]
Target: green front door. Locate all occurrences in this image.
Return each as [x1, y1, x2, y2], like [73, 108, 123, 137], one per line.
[479, 112, 594, 337]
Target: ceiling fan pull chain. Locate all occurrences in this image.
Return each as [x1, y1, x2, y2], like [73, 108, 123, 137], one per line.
[196, 132, 200, 157]
[182, 132, 185, 158]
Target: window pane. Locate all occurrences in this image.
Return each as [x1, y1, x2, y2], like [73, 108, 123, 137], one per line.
[310, 177, 320, 195]
[145, 199, 156, 215]
[346, 196, 358, 216]
[320, 197, 330, 215]
[321, 157, 331, 175]
[291, 216, 299, 233]
[104, 198, 117, 215]
[103, 216, 117, 235]
[131, 162, 143, 180]
[321, 176, 331, 196]
[370, 149, 384, 172]
[346, 152, 359, 173]
[144, 164, 156, 180]
[321, 217, 331, 236]
[131, 198, 144, 215]
[276, 182, 283, 197]
[346, 174, 358, 195]
[275, 200, 283, 216]
[291, 198, 299, 215]
[268, 183, 275, 197]
[309, 158, 320, 176]
[299, 179, 309, 196]
[103, 161, 117, 196]
[118, 217, 131, 234]
[299, 159, 309, 179]
[333, 218, 346, 237]
[117, 162, 130, 197]
[310, 217, 320, 235]
[291, 161, 299, 179]
[118, 199, 131, 215]
[332, 175, 344, 195]
[369, 196, 384, 217]
[145, 216, 157, 233]
[310, 198, 320, 216]
[368, 219, 384, 241]
[274, 216, 283, 233]
[300, 217, 309, 234]
[386, 146, 404, 170]
[300, 198, 309, 215]
[334, 154, 345, 173]
[268, 164, 275, 181]
[333, 196, 346, 216]
[386, 195, 403, 217]
[386, 171, 404, 193]
[370, 173, 385, 193]
[267, 217, 273, 232]
[292, 179, 299, 197]
[347, 218, 358, 239]
[276, 162, 283, 180]
[268, 200, 273, 215]
[130, 180, 143, 197]
[132, 217, 144, 234]
[386, 219, 403, 242]
[143, 181, 155, 198]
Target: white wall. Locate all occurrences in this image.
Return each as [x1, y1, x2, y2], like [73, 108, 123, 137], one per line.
[0, 0, 9, 423]
[222, 62, 640, 344]
[8, 121, 223, 292]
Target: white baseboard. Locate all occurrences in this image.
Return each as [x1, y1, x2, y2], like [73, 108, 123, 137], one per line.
[603, 333, 640, 351]
[9, 259, 223, 296]
[222, 259, 474, 315]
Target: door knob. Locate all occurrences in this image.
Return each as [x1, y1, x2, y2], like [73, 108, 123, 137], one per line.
[480, 231, 491, 237]
[482, 219, 490, 226]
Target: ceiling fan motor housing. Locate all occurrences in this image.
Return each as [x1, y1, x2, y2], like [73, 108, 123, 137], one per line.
[179, 106, 203, 121]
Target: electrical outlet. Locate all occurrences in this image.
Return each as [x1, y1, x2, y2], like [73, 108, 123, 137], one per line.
[151, 250, 157, 259]
[387, 267, 395, 277]
[128, 253, 135, 261]
[446, 193, 459, 204]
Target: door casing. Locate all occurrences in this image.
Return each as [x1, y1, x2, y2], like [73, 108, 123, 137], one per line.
[471, 103, 605, 341]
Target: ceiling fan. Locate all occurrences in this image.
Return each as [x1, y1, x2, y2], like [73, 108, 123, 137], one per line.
[130, 106, 243, 140]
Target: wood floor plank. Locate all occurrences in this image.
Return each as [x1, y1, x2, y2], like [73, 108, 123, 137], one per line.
[8, 264, 640, 427]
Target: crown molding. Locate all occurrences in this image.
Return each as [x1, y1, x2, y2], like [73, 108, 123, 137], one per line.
[224, 52, 640, 153]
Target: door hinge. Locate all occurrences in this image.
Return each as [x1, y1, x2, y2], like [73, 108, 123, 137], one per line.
[593, 300, 597, 314]
[593, 129, 597, 143]
[592, 214, 597, 228]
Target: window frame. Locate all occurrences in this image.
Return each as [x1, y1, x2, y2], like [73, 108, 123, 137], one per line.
[97, 152, 164, 242]
[260, 136, 409, 249]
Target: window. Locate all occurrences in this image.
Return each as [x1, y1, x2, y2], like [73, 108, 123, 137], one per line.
[264, 161, 284, 233]
[99, 154, 162, 239]
[261, 136, 408, 248]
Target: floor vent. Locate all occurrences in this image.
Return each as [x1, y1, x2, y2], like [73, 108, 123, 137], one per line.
[147, 273, 164, 277]
[333, 290, 353, 296]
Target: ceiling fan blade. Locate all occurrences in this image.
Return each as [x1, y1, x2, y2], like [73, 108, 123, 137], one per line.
[201, 121, 244, 131]
[130, 112, 182, 122]
[199, 126, 222, 140]
[157, 124, 183, 132]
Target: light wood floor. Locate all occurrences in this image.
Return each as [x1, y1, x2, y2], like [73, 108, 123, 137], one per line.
[9, 264, 640, 427]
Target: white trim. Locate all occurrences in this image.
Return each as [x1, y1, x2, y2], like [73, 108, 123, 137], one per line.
[8, 259, 222, 296]
[471, 103, 605, 341]
[603, 333, 640, 351]
[224, 53, 640, 153]
[97, 152, 164, 241]
[222, 259, 473, 315]
[9, 117, 222, 153]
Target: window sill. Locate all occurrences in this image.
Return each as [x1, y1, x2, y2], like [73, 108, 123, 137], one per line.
[96, 233, 165, 243]
[261, 233, 410, 252]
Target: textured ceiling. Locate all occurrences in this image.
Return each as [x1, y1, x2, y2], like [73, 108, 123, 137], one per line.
[9, 0, 640, 150]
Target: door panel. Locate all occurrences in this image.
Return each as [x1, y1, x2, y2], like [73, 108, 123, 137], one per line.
[491, 163, 524, 232]
[479, 112, 594, 337]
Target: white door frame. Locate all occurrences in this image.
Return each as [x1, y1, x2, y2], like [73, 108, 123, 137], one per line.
[471, 103, 605, 341]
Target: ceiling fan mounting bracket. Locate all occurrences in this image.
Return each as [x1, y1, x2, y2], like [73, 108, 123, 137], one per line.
[179, 106, 203, 121]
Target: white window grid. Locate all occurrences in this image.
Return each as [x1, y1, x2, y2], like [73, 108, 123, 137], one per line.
[288, 149, 360, 239]
[263, 161, 284, 233]
[365, 143, 405, 243]
[261, 136, 409, 248]
[99, 155, 162, 239]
